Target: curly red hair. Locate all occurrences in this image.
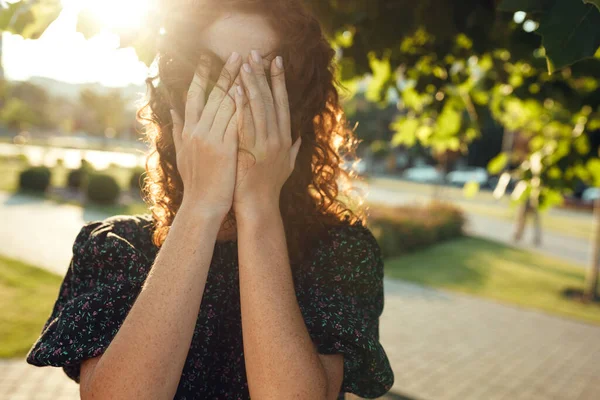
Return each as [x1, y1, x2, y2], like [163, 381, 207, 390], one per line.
[138, 0, 365, 264]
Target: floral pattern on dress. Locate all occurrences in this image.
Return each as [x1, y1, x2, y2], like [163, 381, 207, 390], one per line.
[26, 213, 394, 399]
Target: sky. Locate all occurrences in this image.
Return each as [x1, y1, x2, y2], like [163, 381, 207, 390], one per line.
[2, 0, 150, 87]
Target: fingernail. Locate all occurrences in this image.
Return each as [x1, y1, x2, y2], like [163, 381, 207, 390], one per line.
[276, 56, 283, 69]
[236, 85, 244, 96]
[251, 50, 261, 63]
[228, 52, 240, 64]
[243, 63, 252, 73]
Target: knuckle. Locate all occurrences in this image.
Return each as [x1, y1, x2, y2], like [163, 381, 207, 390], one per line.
[268, 136, 281, 150]
[262, 94, 275, 107]
[218, 69, 233, 86]
[187, 87, 204, 99]
[276, 95, 289, 109]
[219, 96, 235, 113]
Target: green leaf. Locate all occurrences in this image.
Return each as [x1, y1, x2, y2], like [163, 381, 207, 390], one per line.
[488, 153, 509, 174]
[0, 0, 62, 38]
[540, 188, 564, 211]
[463, 181, 480, 199]
[583, 0, 600, 13]
[537, 0, 600, 73]
[498, 0, 554, 12]
[587, 158, 600, 185]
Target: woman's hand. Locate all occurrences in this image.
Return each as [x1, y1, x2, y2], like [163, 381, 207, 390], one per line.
[171, 52, 243, 219]
[233, 51, 302, 218]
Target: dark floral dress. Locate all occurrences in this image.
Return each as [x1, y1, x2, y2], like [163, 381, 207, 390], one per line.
[26, 213, 394, 399]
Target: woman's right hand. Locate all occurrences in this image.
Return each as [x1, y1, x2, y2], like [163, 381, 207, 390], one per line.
[171, 52, 243, 219]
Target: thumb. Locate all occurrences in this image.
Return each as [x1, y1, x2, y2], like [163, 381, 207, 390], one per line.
[289, 136, 302, 170]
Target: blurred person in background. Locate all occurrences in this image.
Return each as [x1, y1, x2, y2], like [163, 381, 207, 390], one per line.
[25, 0, 394, 399]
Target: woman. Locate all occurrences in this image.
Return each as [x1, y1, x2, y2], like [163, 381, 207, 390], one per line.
[26, 0, 394, 398]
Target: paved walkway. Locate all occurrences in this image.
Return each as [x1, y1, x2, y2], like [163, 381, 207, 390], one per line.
[1, 191, 600, 399]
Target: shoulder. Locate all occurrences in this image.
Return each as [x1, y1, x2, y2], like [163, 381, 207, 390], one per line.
[303, 220, 384, 287]
[74, 213, 155, 253]
[71, 214, 156, 285]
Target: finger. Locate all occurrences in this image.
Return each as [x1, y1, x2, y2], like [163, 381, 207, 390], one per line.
[270, 56, 292, 146]
[241, 62, 268, 144]
[197, 52, 242, 136]
[289, 136, 302, 170]
[235, 84, 256, 149]
[170, 109, 184, 151]
[249, 51, 278, 141]
[185, 55, 211, 128]
[210, 84, 238, 143]
[223, 101, 239, 147]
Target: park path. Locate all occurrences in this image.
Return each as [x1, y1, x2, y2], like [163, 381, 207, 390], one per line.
[1, 190, 600, 399]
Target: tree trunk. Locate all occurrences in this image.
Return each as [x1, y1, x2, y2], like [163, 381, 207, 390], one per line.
[585, 197, 600, 300]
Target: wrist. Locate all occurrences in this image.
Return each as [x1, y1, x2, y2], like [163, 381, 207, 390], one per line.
[178, 201, 228, 226]
[235, 200, 280, 227]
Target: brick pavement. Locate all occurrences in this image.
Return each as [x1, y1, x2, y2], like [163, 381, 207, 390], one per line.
[2, 279, 599, 400]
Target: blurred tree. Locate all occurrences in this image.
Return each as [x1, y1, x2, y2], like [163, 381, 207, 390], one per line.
[0, 97, 37, 130]
[78, 88, 130, 137]
[8, 80, 52, 128]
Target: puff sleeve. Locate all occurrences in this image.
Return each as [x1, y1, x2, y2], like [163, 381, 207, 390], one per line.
[26, 217, 151, 383]
[295, 221, 394, 398]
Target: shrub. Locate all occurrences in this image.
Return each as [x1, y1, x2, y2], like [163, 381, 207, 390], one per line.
[129, 167, 146, 193]
[368, 202, 465, 258]
[86, 173, 121, 204]
[18, 166, 51, 193]
[67, 168, 88, 190]
[66, 160, 96, 190]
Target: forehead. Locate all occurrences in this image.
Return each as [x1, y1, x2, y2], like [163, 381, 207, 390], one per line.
[197, 12, 279, 63]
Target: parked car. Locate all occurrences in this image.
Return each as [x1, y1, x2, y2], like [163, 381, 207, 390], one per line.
[582, 187, 600, 204]
[402, 165, 444, 183]
[447, 167, 489, 187]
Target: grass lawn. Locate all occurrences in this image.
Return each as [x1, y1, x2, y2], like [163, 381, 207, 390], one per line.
[0, 254, 63, 358]
[385, 237, 600, 325]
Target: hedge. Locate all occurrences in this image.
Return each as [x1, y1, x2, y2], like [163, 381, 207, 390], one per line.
[18, 166, 51, 193]
[368, 202, 466, 258]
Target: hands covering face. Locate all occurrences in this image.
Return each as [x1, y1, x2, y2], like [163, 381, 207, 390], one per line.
[171, 51, 301, 219]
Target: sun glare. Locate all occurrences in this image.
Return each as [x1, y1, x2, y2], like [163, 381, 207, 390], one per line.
[83, 0, 154, 31]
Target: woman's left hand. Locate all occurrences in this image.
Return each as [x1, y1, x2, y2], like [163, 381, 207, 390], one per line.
[233, 51, 302, 218]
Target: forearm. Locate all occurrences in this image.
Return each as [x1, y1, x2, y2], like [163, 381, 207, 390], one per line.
[83, 207, 223, 400]
[237, 206, 328, 399]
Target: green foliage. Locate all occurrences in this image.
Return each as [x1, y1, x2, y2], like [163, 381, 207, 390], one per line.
[0, 98, 37, 130]
[0, 0, 61, 39]
[79, 89, 130, 136]
[499, 0, 600, 72]
[86, 173, 121, 204]
[584, 0, 600, 12]
[18, 166, 51, 193]
[368, 202, 466, 258]
[66, 168, 88, 190]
